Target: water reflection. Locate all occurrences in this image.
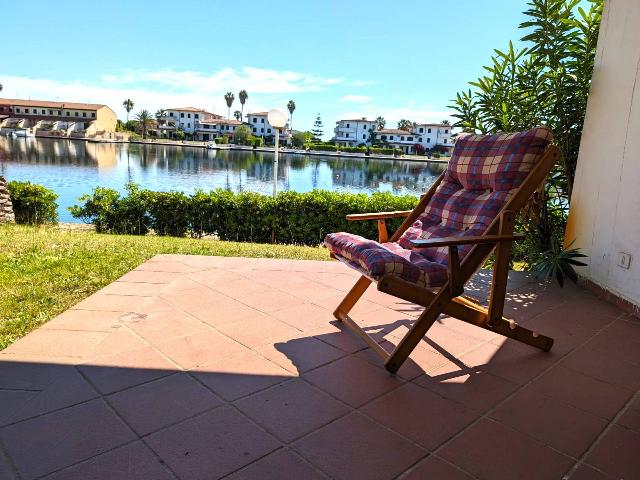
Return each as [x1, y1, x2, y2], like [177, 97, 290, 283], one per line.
[0, 137, 444, 222]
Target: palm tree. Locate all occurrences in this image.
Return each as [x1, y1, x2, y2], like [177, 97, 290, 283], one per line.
[233, 110, 242, 121]
[375, 116, 386, 130]
[238, 90, 248, 120]
[287, 100, 296, 130]
[123, 99, 134, 122]
[224, 92, 234, 119]
[0, 82, 3, 93]
[155, 109, 166, 124]
[441, 119, 451, 125]
[135, 110, 153, 139]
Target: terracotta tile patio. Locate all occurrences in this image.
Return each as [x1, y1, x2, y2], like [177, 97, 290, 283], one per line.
[0, 255, 639, 479]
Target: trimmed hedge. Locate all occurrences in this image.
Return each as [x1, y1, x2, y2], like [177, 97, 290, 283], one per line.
[70, 185, 418, 245]
[7, 181, 59, 224]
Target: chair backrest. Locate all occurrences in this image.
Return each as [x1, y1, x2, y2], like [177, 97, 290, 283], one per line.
[398, 127, 553, 264]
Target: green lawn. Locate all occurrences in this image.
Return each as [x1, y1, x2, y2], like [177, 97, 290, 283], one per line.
[0, 224, 330, 350]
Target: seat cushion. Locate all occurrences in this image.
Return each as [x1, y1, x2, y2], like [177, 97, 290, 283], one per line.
[325, 232, 448, 288]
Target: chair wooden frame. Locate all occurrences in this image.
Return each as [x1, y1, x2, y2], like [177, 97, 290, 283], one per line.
[332, 145, 560, 373]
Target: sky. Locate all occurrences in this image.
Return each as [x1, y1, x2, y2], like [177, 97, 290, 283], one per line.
[1, 0, 535, 138]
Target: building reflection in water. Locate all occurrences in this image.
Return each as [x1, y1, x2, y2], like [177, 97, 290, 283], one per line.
[0, 137, 445, 221]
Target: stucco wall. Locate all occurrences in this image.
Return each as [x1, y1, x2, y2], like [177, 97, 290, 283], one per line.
[566, 0, 640, 307]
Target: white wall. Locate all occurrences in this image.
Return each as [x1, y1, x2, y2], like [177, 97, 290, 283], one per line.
[567, 0, 640, 307]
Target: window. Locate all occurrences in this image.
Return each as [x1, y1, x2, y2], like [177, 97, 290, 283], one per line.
[67, 112, 70, 116]
[381, 135, 387, 141]
[444, 129, 448, 133]
[195, 114, 199, 119]
[169, 112, 174, 117]
[390, 135, 394, 140]
[419, 127, 423, 133]
[408, 137, 413, 141]
[253, 117, 257, 123]
[42, 109, 46, 114]
[261, 118, 264, 123]
[180, 113, 184, 118]
[57, 110, 61, 115]
[419, 137, 422, 142]
[427, 137, 431, 143]
[75, 112, 79, 117]
[346, 133, 349, 138]
[48, 110, 53, 115]
[261, 128, 264, 133]
[82, 112, 87, 117]
[91, 113, 95, 118]
[187, 123, 191, 128]
[267, 128, 271, 133]
[363, 134, 366, 139]
[444, 139, 448, 144]
[346, 123, 350, 128]
[253, 128, 257, 133]
[16, 108, 20, 113]
[187, 113, 191, 118]
[428, 128, 432, 133]
[400, 136, 404, 141]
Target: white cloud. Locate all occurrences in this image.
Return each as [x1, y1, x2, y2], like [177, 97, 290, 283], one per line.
[340, 94, 373, 104]
[0, 66, 345, 119]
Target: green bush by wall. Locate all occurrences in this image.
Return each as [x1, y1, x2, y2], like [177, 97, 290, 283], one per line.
[7, 181, 59, 224]
[70, 185, 418, 245]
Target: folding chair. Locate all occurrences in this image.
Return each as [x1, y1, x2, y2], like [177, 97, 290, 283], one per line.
[325, 127, 557, 373]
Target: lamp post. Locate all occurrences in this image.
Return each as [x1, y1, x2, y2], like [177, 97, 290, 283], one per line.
[267, 109, 287, 197]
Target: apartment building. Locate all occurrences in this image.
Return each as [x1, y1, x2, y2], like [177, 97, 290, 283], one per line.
[333, 118, 377, 147]
[374, 123, 452, 153]
[246, 111, 291, 143]
[157, 107, 221, 137]
[195, 118, 243, 141]
[0, 98, 116, 137]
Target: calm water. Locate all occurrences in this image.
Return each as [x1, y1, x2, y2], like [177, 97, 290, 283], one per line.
[0, 137, 444, 222]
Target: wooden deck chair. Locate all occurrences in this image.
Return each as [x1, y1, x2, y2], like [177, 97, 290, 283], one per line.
[325, 127, 557, 373]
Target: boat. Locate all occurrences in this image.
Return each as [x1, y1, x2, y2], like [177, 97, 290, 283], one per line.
[206, 141, 217, 149]
[11, 129, 35, 138]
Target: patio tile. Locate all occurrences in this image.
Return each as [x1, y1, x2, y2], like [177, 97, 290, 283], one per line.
[79, 345, 177, 394]
[211, 277, 270, 299]
[415, 365, 519, 414]
[226, 448, 327, 480]
[41, 309, 126, 333]
[42, 441, 173, 480]
[304, 354, 404, 407]
[192, 351, 294, 401]
[569, 464, 612, 480]
[561, 345, 640, 391]
[285, 281, 344, 301]
[120, 300, 210, 344]
[107, 373, 222, 435]
[155, 330, 250, 370]
[272, 302, 337, 332]
[72, 293, 149, 313]
[312, 294, 381, 316]
[490, 389, 608, 457]
[256, 336, 347, 374]
[439, 418, 573, 480]
[293, 412, 426, 480]
[309, 321, 373, 353]
[217, 315, 302, 348]
[146, 406, 280, 480]
[588, 319, 640, 365]
[135, 260, 197, 273]
[118, 270, 184, 284]
[527, 365, 633, 420]
[401, 456, 475, 480]
[2, 329, 110, 358]
[234, 379, 350, 442]
[0, 363, 97, 426]
[237, 289, 306, 314]
[362, 383, 478, 450]
[356, 340, 449, 380]
[175, 293, 263, 328]
[98, 280, 161, 297]
[0, 454, 16, 480]
[0, 398, 135, 480]
[617, 395, 640, 433]
[585, 424, 640, 479]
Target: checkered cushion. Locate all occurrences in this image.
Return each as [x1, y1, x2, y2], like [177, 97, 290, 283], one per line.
[325, 127, 552, 288]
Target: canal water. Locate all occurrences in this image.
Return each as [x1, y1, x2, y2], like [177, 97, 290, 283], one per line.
[0, 137, 445, 222]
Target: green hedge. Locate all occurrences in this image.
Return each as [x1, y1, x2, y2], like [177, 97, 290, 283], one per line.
[70, 185, 418, 245]
[309, 144, 338, 152]
[7, 181, 59, 225]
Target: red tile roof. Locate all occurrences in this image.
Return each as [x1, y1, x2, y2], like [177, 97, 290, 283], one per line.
[376, 129, 413, 135]
[0, 98, 108, 110]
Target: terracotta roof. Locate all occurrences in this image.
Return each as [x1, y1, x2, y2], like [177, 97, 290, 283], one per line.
[246, 112, 269, 116]
[336, 118, 374, 123]
[414, 122, 450, 127]
[200, 118, 243, 125]
[0, 98, 108, 110]
[376, 129, 413, 135]
[166, 107, 221, 117]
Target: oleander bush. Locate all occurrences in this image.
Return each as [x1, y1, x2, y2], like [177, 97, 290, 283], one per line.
[70, 184, 418, 245]
[7, 181, 59, 224]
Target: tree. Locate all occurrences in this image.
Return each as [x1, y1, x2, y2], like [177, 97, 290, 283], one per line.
[239, 90, 248, 119]
[375, 116, 386, 130]
[123, 99, 134, 122]
[0, 82, 3, 92]
[311, 113, 323, 141]
[287, 100, 296, 130]
[233, 110, 242, 121]
[224, 92, 234, 119]
[441, 119, 451, 125]
[449, 0, 603, 280]
[135, 110, 153, 139]
[397, 119, 414, 131]
[291, 131, 313, 148]
[233, 124, 252, 145]
[155, 109, 166, 123]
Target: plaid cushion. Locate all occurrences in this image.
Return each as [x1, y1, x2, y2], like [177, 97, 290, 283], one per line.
[325, 232, 447, 288]
[326, 127, 552, 287]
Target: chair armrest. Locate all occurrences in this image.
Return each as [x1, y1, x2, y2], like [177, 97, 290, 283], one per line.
[346, 211, 413, 221]
[410, 233, 525, 248]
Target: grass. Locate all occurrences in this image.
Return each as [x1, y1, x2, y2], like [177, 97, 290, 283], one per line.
[0, 223, 330, 350]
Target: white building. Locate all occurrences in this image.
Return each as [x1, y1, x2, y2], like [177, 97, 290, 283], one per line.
[374, 123, 452, 154]
[246, 111, 291, 144]
[195, 118, 243, 141]
[157, 107, 221, 138]
[333, 118, 377, 147]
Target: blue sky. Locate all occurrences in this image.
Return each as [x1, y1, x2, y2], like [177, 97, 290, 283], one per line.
[2, 0, 533, 137]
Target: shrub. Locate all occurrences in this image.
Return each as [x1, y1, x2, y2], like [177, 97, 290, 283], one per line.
[252, 136, 264, 147]
[216, 135, 230, 145]
[7, 181, 59, 224]
[309, 144, 337, 152]
[71, 186, 418, 245]
[432, 153, 441, 159]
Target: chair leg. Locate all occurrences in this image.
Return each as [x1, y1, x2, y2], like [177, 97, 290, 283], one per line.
[333, 275, 372, 320]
